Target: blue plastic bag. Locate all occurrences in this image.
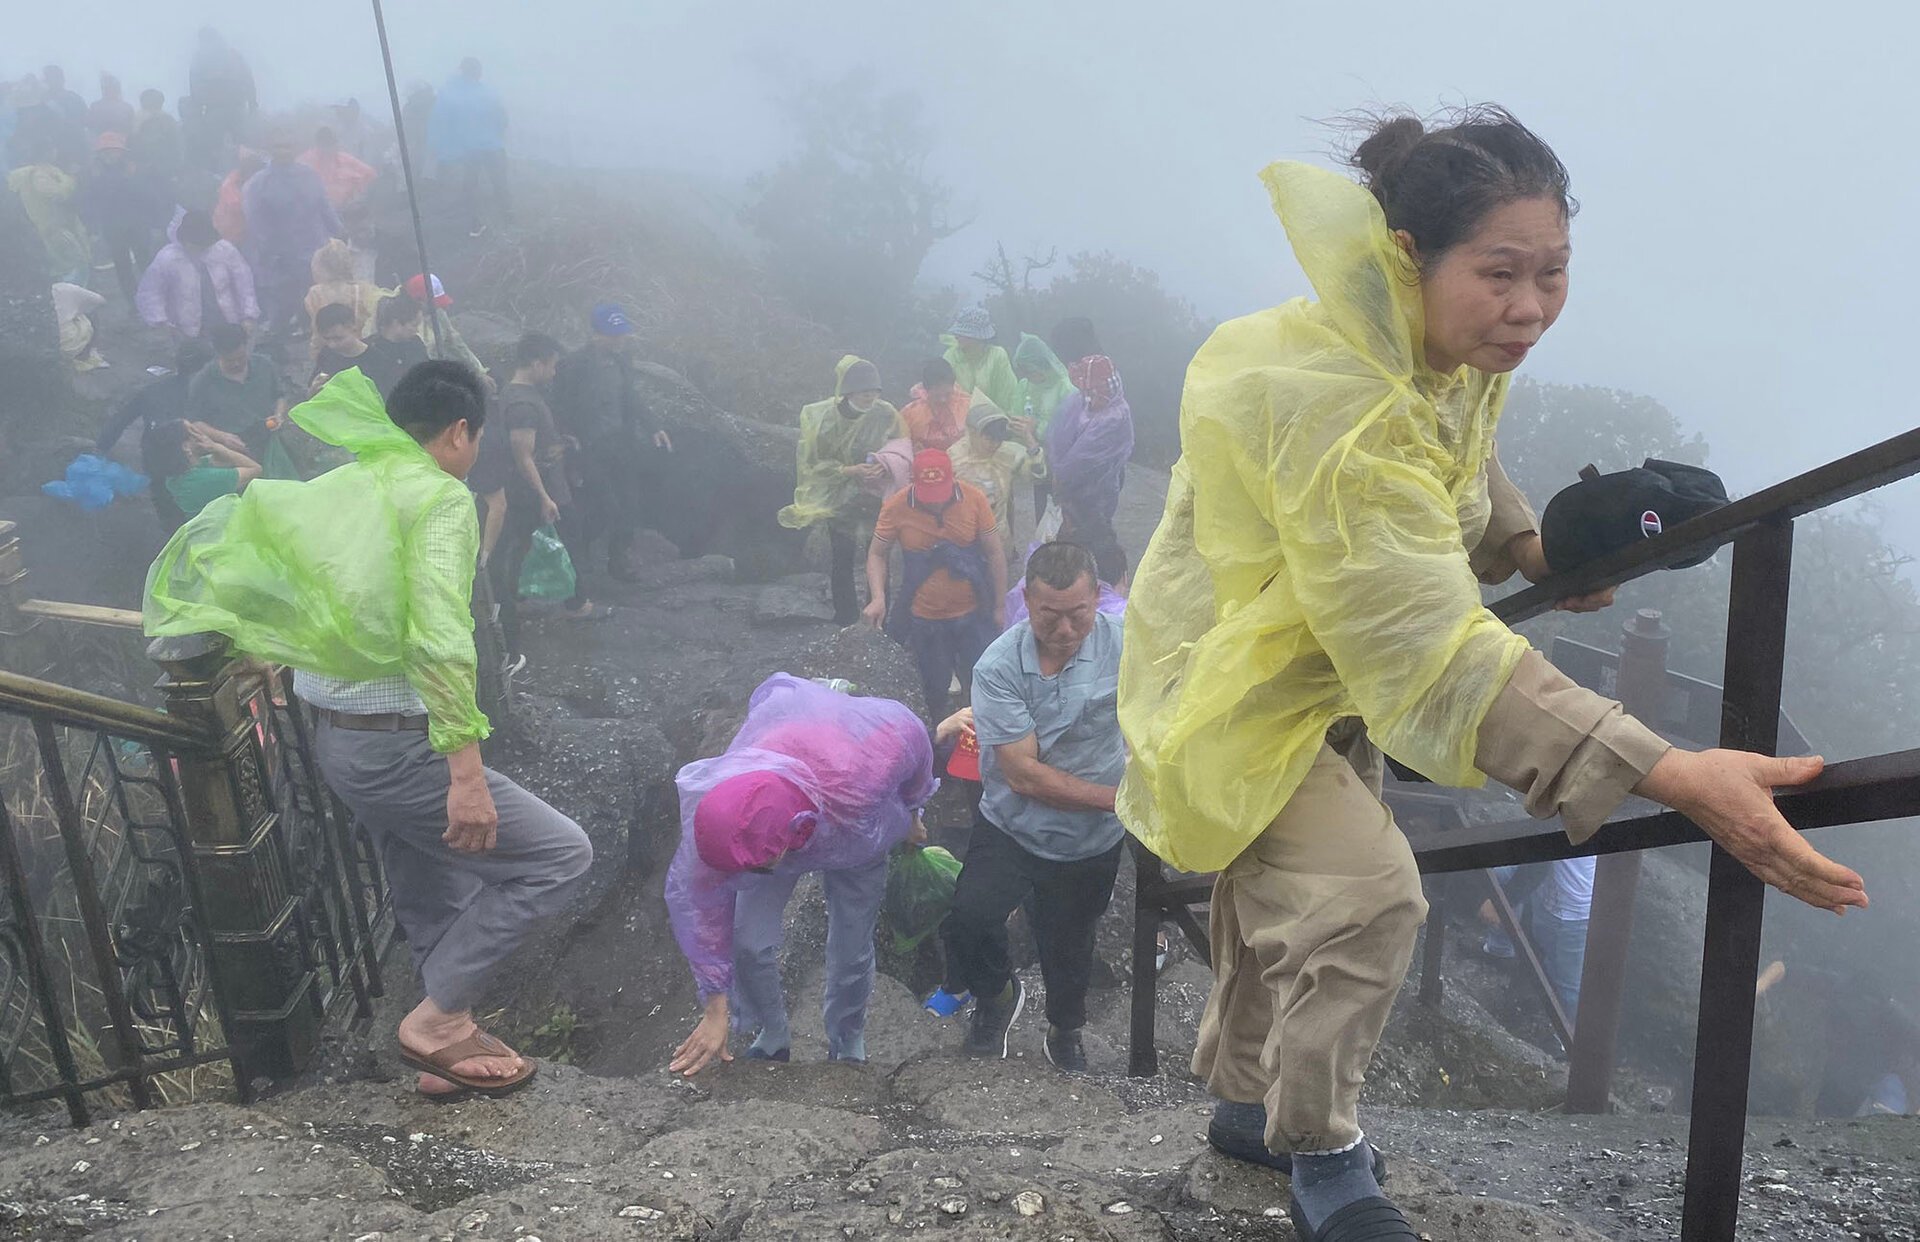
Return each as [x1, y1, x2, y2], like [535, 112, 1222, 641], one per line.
[42, 454, 148, 511]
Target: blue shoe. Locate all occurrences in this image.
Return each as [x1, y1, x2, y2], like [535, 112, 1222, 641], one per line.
[923, 987, 971, 1017]
[744, 1046, 789, 1063]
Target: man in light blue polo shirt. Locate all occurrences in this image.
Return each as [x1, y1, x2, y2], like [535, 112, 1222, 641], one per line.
[945, 541, 1125, 1071]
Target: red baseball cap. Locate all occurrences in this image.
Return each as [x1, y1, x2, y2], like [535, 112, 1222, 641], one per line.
[912, 449, 955, 506]
[405, 273, 453, 308]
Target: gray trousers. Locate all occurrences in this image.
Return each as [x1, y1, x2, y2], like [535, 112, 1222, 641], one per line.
[313, 719, 593, 1012]
[731, 856, 888, 1060]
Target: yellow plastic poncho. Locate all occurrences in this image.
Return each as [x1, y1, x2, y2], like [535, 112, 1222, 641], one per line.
[948, 390, 1047, 534]
[143, 370, 491, 754]
[942, 335, 1020, 415]
[8, 163, 90, 279]
[1117, 161, 1530, 873]
[777, 355, 903, 531]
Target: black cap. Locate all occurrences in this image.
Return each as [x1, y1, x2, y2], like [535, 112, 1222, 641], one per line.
[1539, 459, 1729, 575]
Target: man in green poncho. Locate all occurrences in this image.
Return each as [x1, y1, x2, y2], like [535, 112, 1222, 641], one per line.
[144, 362, 593, 1099]
[943, 305, 1020, 415]
[1012, 333, 1074, 525]
[777, 355, 902, 625]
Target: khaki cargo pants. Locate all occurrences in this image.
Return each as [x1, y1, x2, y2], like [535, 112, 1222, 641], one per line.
[1190, 719, 1427, 1155]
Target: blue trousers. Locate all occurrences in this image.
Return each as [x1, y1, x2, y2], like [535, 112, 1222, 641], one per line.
[730, 856, 889, 1059]
[902, 612, 997, 721]
[1486, 866, 1589, 1024]
[1529, 910, 1589, 1024]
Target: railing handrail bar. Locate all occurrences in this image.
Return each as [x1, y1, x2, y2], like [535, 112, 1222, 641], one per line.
[0, 667, 214, 751]
[1493, 425, 1920, 626]
[1412, 746, 1920, 873]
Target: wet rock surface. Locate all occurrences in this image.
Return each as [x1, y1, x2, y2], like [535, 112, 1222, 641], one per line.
[750, 573, 837, 626]
[10, 1047, 1910, 1240]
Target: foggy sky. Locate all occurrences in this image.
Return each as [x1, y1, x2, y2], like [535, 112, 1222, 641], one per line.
[15, 0, 1920, 536]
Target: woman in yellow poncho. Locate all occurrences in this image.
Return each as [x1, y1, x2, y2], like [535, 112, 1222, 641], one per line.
[8, 142, 90, 284]
[946, 389, 1046, 541]
[303, 239, 383, 363]
[1117, 108, 1866, 1239]
[777, 355, 901, 625]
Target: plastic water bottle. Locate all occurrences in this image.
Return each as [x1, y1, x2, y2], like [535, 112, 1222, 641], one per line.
[811, 678, 858, 694]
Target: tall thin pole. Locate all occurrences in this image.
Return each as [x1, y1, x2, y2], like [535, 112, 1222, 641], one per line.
[369, 0, 450, 357]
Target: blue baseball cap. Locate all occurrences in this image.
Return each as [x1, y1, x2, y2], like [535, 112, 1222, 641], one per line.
[591, 303, 635, 336]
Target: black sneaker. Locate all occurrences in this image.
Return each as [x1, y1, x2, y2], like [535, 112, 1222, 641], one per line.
[963, 979, 1025, 1058]
[1043, 1025, 1087, 1073]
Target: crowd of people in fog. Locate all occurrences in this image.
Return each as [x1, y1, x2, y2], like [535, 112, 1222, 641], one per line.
[14, 30, 1900, 1242]
[21, 26, 1141, 1107]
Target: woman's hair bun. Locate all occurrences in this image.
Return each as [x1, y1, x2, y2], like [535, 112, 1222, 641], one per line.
[1349, 115, 1425, 182]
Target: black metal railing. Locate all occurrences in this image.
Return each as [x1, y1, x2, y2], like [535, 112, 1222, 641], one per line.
[0, 658, 392, 1126]
[0, 676, 236, 1123]
[1127, 426, 1920, 1242]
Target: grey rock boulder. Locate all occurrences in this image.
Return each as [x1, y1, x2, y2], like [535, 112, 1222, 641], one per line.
[751, 573, 836, 626]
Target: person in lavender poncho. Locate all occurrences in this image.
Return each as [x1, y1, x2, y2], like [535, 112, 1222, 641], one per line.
[1046, 351, 1135, 546]
[666, 673, 968, 1073]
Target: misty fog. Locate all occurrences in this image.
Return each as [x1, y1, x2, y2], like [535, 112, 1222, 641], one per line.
[7, 0, 1920, 1147]
[14, 0, 1920, 519]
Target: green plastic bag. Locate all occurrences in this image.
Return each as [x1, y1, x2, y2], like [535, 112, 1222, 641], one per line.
[885, 844, 962, 953]
[517, 526, 576, 601]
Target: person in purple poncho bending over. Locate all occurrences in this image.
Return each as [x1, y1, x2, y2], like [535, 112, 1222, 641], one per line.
[667, 674, 971, 1073]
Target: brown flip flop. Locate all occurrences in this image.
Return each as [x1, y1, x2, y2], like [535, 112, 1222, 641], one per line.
[398, 1030, 538, 1098]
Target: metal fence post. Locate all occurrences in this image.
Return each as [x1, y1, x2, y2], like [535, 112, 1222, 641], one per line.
[147, 632, 322, 1081]
[1682, 520, 1793, 1240]
[1129, 842, 1162, 1077]
[1567, 609, 1668, 1111]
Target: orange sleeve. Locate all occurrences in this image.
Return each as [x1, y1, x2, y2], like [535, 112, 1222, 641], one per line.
[873, 493, 901, 545]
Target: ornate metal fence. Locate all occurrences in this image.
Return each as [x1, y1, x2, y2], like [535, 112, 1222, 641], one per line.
[0, 512, 492, 1128]
[0, 649, 392, 1126]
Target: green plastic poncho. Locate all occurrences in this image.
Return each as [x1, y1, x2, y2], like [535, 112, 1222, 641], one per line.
[777, 355, 902, 532]
[143, 369, 491, 754]
[941, 335, 1020, 416]
[1116, 161, 1530, 873]
[1011, 333, 1074, 435]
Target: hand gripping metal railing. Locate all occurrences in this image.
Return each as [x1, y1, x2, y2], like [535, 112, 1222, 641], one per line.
[1127, 424, 1920, 1241]
[0, 649, 393, 1126]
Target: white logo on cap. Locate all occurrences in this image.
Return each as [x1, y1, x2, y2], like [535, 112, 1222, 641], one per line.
[1641, 510, 1663, 538]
